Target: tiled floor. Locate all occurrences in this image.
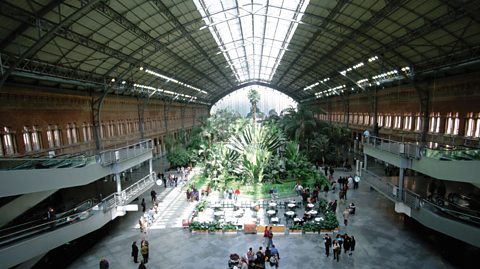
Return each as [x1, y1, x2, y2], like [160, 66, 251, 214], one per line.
[67, 168, 472, 269]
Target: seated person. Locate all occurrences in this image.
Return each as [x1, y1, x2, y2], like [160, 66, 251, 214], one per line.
[348, 202, 356, 214]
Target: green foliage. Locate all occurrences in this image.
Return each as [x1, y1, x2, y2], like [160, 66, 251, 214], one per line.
[321, 211, 339, 230]
[195, 200, 207, 212]
[167, 146, 190, 168]
[222, 223, 237, 231]
[227, 123, 284, 183]
[289, 223, 304, 231]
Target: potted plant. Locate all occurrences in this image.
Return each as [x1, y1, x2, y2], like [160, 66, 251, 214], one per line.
[320, 211, 339, 232]
[303, 222, 321, 234]
[222, 223, 238, 234]
[288, 223, 304, 234]
[189, 221, 208, 233]
[207, 222, 222, 233]
[195, 200, 207, 212]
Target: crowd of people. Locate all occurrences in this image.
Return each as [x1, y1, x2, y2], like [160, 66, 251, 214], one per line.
[324, 233, 356, 262]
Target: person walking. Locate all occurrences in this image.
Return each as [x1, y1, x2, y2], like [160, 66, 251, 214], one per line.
[333, 240, 340, 262]
[343, 208, 349, 226]
[138, 260, 147, 269]
[269, 245, 280, 268]
[350, 236, 356, 256]
[131, 241, 139, 263]
[263, 226, 269, 246]
[150, 189, 157, 203]
[141, 198, 146, 213]
[141, 241, 149, 263]
[99, 258, 109, 269]
[267, 227, 274, 248]
[324, 234, 332, 257]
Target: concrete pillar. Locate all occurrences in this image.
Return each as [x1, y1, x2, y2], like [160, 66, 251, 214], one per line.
[115, 173, 122, 194]
[398, 168, 405, 201]
[149, 158, 153, 177]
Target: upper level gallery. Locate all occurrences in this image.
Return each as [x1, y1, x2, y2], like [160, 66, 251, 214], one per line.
[0, 140, 153, 197]
[363, 136, 480, 185]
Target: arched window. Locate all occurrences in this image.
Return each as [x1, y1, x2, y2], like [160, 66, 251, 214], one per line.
[2, 127, 16, 155]
[47, 125, 61, 148]
[23, 126, 32, 152]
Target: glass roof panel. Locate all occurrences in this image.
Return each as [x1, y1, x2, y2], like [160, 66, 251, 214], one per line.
[194, 0, 310, 83]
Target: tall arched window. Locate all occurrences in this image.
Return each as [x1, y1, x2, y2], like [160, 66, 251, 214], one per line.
[3, 127, 16, 155]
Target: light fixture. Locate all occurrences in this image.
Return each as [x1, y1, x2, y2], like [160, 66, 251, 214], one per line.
[111, 78, 115, 82]
[122, 80, 126, 84]
[139, 66, 144, 71]
[144, 69, 208, 94]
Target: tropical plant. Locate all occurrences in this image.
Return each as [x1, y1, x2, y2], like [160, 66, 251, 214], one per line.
[167, 146, 190, 168]
[247, 89, 260, 123]
[227, 123, 284, 183]
[280, 105, 317, 150]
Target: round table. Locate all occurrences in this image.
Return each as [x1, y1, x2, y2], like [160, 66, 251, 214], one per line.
[270, 217, 279, 224]
[287, 203, 296, 209]
[214, 211, 224, 217]
[269, 202, 277, 208]
[306, 210, 317, 216]
[314, 217, 324, 222]
[212, 204, 222, 210]
[293, 217, 302, 224]
[234, 210, 243, 218]
[267, 209, 276, 216]
[307, 203, 315, 208]
[285, 211, 295, 219]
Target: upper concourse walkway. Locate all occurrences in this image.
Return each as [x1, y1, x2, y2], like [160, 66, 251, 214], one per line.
[67, 167, 475, 269]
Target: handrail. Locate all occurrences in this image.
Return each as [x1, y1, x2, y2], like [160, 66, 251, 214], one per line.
[365, 136, 480, 160]
[363, 169, 480, 226]
[99, 139, 153, 166]
[364, 136, 420, 159]
[0, 172, 154, 247]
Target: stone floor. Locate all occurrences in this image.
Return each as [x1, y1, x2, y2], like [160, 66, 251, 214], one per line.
[67, 168, 471, 269]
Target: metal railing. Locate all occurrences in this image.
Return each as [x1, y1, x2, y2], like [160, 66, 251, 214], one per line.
[363, 169, 480, 226]
[0, 155, 95, 171]
[0, 172, 154, 247]
[99, 139, 153, 166]
[0, 199, 95, 247]
[364, 136, 421, 159]
[363, 170, 398, 202]
[119, 172, 155, 204]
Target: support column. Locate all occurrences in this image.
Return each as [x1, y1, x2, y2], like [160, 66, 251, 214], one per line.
[137, 97, 146, 139]
[149, 158, 153, 176]
[398, 168, 405, 201]
[90, 88, 109, 152]
[164, 101, 170, 131]
[115, 173, 122, 194]
[415, 81, 431, 145]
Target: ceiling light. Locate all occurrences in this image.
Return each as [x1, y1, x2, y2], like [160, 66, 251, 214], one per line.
[111, 78, 115, 82]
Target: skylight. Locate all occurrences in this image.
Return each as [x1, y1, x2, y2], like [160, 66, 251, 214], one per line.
[194, 0, 310, 83]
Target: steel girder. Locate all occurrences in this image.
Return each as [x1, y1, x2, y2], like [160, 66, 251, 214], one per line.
[94, 2, 224, 91]
[283, 0, 409, 90]
[0, 0, 65, 51]
[149, 0, 233, 87]
[0, 0, 104, 90]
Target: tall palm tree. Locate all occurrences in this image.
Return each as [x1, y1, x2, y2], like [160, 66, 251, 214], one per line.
[247, 89, 260, 123]
[281, 105, 317, 150]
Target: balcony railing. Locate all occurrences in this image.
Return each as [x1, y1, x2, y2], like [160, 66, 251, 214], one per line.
[363, 169, 480, 226]
[0, 172, 154, 247]
[364, 136, 421, 159]
[99, 139, 153, 166]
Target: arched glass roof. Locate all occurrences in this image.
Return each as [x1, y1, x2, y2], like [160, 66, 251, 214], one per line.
[211, 85, 297, 117]
[0, 0, 479, 104]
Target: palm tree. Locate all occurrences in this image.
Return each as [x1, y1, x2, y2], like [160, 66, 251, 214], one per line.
[247, 89, 260, 123]
[281, 105, 318, 150]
